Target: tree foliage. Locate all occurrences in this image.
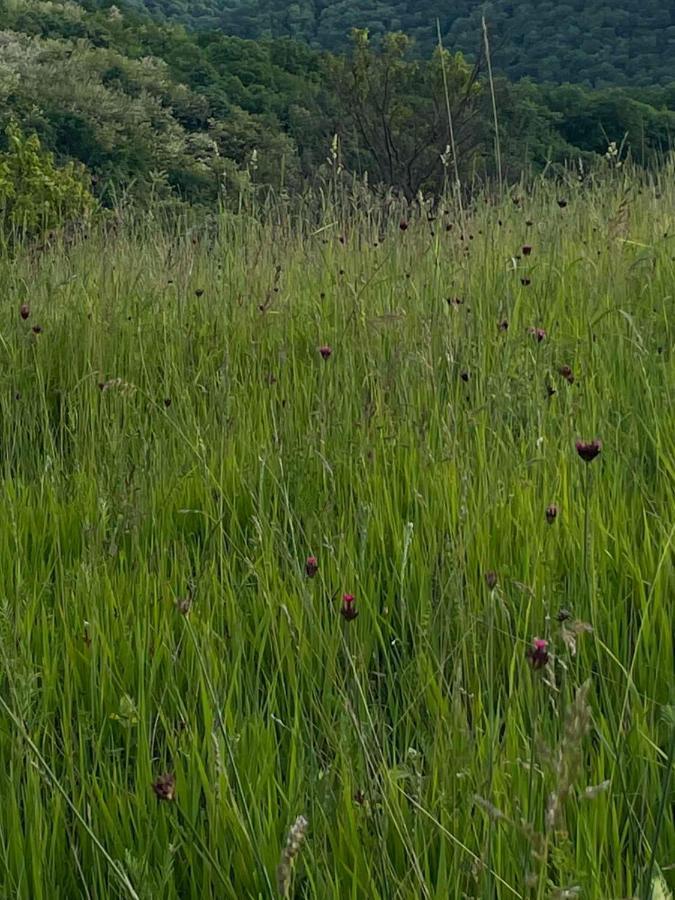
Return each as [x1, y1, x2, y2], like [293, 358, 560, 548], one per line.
[0, 121, 95, 237]
[0, 0, 673, 207]
[115, 0, 675, 87]
[328, 30, 482, 197]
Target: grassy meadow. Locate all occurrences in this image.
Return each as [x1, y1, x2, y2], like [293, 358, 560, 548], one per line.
[0, 170, 673, 898]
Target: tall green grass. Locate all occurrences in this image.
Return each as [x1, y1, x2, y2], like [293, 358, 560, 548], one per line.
[0, 168, 673, 898]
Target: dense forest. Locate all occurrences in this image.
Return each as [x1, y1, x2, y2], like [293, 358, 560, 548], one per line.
[117, 0, 675, 87]
[1, 0, 674, 221]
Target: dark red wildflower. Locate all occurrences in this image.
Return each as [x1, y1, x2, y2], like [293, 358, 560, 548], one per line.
[460, 371, 470, 383]
[557, 199, 568, 208]
[19, 304, 30, 320]
[445, 223, 453, 232]
[498, 319, 509, 332]
[353, 789, 366, 806]
[195, 289, 204, 297]
[528, 327, 547, 342]
[525, 219, 533, 227]
[319, 345, 332, 360]
[522, 245, 533, 256]
[575, 439, 602, 463]
[556, 608, 572, 622]
[340, 593, 358, 621]
[527, 637, 550, 669]
[32, 325, 43, 334]
[545, 504, 558, 524]
[399, 220, 409, 231]
[520, 278, 531, 286]
[152, 772, 176, 801]
[559, 365, 575, 384]
[305, 556, 318, 578]
[163, 398, 172, 408]
[485, 571, 498, 590]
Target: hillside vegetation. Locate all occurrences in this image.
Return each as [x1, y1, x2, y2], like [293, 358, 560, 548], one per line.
[1, 0, 674, 212]
[119, 0, 675, 87]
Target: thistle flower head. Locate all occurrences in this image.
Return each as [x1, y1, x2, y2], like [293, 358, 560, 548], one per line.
[152, 772, 176, 802]
[546, 504, 558, 524]
[575, 439, 602, 463]
[527, 637, 550, 670]
[485, 571, 498, 590]
[340, 593, 358, 621]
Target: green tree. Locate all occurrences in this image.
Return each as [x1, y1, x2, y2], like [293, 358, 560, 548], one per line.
[0, 121, 96, 238]
[328, 29, 481, 197]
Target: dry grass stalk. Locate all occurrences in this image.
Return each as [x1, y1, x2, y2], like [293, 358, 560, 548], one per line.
[546, 681, 593, 830]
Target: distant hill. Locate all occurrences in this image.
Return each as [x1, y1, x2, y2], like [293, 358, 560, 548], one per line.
[2, 0, 674, 208]
[116, 0, 675, 87]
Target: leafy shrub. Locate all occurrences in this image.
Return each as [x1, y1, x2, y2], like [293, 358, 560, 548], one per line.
[0, 122, 96, 238]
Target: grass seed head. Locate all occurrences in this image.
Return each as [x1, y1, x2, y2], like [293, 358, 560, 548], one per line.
[276, 815, 308, 897]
